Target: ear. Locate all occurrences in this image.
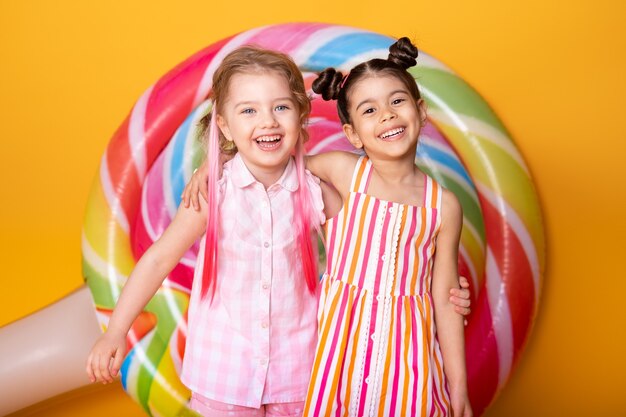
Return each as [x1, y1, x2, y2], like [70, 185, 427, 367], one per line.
[343, 123, 363, 149]
[215, 114, 233, 142]
[417, 98, 428, 126]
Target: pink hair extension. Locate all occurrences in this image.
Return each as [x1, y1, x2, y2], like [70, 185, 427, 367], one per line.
[293, 136, 319, 293]
[201, 106, 221, 300]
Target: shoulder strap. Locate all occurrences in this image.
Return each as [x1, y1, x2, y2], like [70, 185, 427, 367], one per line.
[349, 156, 373, 193]
[423, 175, 443, 211]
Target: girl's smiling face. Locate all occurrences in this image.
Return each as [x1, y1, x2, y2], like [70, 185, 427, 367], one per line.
[343, 75, 426, 161]
[216, 71, 301, 183]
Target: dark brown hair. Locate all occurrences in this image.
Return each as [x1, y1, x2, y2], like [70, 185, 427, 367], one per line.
[312, 37, 421, 124]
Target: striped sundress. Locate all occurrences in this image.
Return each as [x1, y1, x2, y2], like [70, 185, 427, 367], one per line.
[304, 156, 450, 417]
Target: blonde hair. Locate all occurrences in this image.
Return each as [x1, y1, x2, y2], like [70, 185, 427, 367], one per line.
[199, 46, 311, 154]
[199, 46, 318, 299]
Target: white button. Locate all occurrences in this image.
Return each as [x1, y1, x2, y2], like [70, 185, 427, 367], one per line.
[381, 254, 386, 261]
[389, 207, 394, 213]
[371, 333, 376, 341]
[262, 282, 270, 290]
[262, 321, 268, 328]
[365, 377, 370, 384]
[264, 242, 270, 248]
[376, 295, 381, 301]
[262, 200, 268, 207]
[260, 358, 267, 365]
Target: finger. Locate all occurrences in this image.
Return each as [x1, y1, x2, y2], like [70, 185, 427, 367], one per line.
[200, 183, 208, 203]
[458, 288, 471, 299]
[459, 276, 470, 288]
[182, 187, 190, 208]
[192, 190, 200, 211]
[454, 305, 471, 316]
[98, 351, 113, 383]
[449, 295, 471, 308]
[450, 288, 471, 300]
[86, 354, 96, 382]
[92, 353, 104, 383]
[111, 347, 125, 377]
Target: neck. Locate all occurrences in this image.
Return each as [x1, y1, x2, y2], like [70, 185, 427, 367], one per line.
[241, 157, 290, 189]
[367, 152, 419, 185]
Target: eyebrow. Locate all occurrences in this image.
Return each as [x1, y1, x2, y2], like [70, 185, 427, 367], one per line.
[234, 97, 296, 107]
[355, 89, 409, 111]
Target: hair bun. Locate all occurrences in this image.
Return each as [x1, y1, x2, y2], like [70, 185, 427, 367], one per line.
[312, 68, 345, 101]
[388, 37, 418, 69]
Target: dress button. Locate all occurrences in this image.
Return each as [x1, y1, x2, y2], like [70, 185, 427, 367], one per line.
[381, 254, 386, 261]
[389, 206, 394, 213]
[262, 321, 268, 328]
[264, 242, 270, 248]
[260, 358, 267, 366]
[365, 377, 370, 384]
[262, 282, 270, 290]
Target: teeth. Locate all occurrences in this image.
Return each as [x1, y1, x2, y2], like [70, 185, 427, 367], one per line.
[256, 135, 281, 142]
[380, 128, 404, 139]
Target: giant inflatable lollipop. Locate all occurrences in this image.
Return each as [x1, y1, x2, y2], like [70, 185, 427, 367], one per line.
[77, 23, 544, 416]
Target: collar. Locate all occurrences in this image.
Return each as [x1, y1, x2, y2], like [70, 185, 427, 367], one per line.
[230, 153, 299, 192]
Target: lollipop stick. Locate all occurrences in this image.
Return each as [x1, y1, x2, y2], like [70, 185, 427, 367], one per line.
[0, 285, 102, 415]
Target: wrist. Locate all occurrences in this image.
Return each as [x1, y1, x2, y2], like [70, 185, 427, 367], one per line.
[448, 379, 468, 395]
[105, 324, 128, 339]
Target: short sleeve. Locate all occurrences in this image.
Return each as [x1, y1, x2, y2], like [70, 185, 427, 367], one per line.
[305, 170, 326, 225]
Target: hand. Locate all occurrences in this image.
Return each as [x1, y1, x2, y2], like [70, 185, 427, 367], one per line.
[449, 276, 471, 317]
[181, 161, 210, 211]
[85, 331, 127, 384]
[450, 389, 473, 417]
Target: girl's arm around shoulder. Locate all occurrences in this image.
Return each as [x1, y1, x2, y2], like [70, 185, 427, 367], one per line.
[305, 151, 360, 197]
[431, 189, 472, 417]
[86, 200, 207, 384]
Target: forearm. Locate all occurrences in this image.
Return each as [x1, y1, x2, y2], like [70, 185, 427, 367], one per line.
[107, 204, 207, 335]
[433, 294, 468, 391]
[105, 250, 173, 336]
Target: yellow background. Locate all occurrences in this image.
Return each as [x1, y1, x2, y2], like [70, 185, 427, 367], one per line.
[1, 0, 625, 416]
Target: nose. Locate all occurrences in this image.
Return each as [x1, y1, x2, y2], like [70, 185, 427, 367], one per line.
[260, 109, 279, 128]
[380, 106, 396, 123]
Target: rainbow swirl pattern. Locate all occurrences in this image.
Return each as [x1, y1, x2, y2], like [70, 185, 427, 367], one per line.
[82, 23, 544, 416]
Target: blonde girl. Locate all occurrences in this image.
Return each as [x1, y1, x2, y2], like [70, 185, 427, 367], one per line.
[87, 46, 325, 417]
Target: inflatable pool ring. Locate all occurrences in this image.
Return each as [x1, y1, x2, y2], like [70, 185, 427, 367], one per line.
[82, 23, 545, 416]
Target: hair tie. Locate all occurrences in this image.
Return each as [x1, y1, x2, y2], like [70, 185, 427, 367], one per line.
[340, 72, 350, 89]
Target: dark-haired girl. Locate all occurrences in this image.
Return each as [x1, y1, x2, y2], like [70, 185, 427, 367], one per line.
[301, 38, 471, 417]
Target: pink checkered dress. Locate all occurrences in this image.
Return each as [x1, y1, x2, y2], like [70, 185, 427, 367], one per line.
[180, 154, 324, 408]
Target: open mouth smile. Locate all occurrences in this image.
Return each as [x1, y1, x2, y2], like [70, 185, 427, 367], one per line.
[378, 127, 405, 141]
[255, 134, 282, 150]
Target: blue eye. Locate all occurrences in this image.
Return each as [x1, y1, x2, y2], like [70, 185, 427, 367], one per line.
[275, 105, 290, 111]
[241, 108, 255, 114]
